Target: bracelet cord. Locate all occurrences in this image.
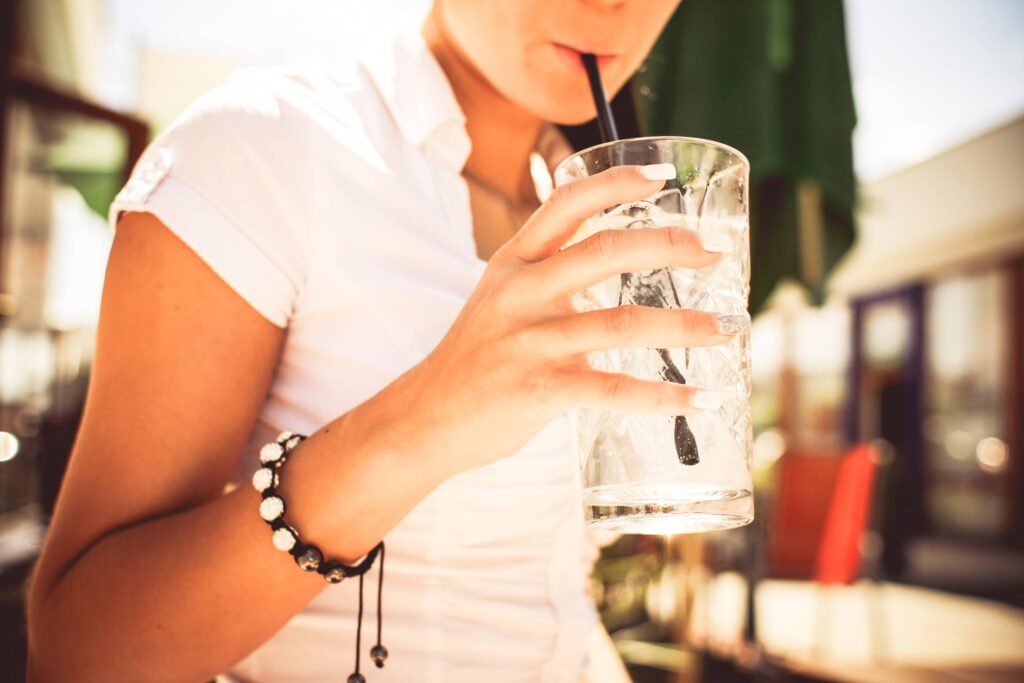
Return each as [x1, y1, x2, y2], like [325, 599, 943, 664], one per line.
[352, 543, 387, 680]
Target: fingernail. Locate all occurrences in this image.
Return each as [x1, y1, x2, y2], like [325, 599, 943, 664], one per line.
[715, 313, 751, 335]
[691, 390, 721, 411]
[700, 233, 734, 253]
[639, 163, 677, 181]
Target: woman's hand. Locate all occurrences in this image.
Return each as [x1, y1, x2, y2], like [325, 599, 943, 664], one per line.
[350, 165, 739, 477]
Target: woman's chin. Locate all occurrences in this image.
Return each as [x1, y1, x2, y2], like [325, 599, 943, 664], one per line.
[522, 96, 603, 128]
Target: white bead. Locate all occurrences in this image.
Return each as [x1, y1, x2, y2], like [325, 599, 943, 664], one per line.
[259, 496, 284, 521]
[276, 430, 294, 443]
[285, 435, 301, 451]
[272, 527, 297, 551]
[260, 442, 284, 464]
[251, 467, 275, 492]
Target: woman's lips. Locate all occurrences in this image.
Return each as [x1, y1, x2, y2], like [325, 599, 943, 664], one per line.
[552, 42, 618, 74]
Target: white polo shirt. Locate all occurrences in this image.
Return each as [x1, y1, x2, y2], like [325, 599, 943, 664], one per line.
[108, 18, 621, 683]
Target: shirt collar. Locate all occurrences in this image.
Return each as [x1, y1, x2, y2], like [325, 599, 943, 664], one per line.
[355, 20, 471, 172]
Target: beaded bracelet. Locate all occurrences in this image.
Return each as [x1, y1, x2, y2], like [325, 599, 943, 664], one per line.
[252, 431, 388, 682]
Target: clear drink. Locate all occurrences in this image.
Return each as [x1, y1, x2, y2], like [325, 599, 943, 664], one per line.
[555, 137, 753, 534]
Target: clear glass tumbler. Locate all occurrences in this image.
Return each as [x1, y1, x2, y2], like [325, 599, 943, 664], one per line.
[554, 137, 753, 534]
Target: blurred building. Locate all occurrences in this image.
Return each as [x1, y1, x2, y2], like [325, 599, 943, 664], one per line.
[749, 116, 1024, 602]
[833, 115, 1023, 549]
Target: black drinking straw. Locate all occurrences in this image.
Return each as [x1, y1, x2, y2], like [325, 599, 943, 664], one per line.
[581, 52, 701, 467]
[581, 53, 619, 143]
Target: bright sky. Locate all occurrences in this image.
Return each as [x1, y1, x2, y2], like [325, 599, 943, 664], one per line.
[844, 0, 1024, 180]
[104, 0, 1024, 181]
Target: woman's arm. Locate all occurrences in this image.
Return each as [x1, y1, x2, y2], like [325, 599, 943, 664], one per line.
[25, 211, 452, 683]
[27, 165, 737, 682]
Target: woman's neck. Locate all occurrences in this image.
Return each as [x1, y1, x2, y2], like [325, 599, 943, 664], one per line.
[421, 6, 543, 207]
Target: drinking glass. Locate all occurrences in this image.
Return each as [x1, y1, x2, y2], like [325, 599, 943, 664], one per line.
[554, 137, 753, 534]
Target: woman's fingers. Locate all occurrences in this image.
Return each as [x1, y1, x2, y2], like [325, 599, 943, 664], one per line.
[521, 225, 730, 302]
[524, 306, 748, 355]
[505, 164, 676, 263]
[572, 369, 721, 416]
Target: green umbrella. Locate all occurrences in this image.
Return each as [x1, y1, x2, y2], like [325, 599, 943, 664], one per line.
[636, 0, 858, 314]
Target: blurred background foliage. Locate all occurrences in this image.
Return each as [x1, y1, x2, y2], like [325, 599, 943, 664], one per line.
[636, 0, 857, 315]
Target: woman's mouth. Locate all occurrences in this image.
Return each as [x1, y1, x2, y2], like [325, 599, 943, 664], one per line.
[551, 42, 619, 75]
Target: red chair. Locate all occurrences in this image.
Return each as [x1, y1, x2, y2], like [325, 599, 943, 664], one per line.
[813, 443, 887, 663]
[766, 442, 888, 662]
[815, 443, 880, 584]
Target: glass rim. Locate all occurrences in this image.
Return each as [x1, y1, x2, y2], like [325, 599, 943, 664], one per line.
[556, 134, 751, 172]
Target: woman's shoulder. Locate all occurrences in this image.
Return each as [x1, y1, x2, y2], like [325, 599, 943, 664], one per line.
[153, 60, 374, 159]
[107, 65, 370, 328]
[106, 27, 453, 330]
[115, 56, 403, 228]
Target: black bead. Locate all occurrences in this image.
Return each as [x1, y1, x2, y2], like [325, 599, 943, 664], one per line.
[370, 643, 388, 668]
[295, 545, 323, 571]
[347, 674, 366, 683]
[321, 563, 346, 584]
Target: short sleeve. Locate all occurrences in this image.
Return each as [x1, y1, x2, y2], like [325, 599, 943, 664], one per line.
[108, 68, 312, 328]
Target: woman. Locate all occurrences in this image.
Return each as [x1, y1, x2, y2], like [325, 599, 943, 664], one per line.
[26, 1, 738, 680]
